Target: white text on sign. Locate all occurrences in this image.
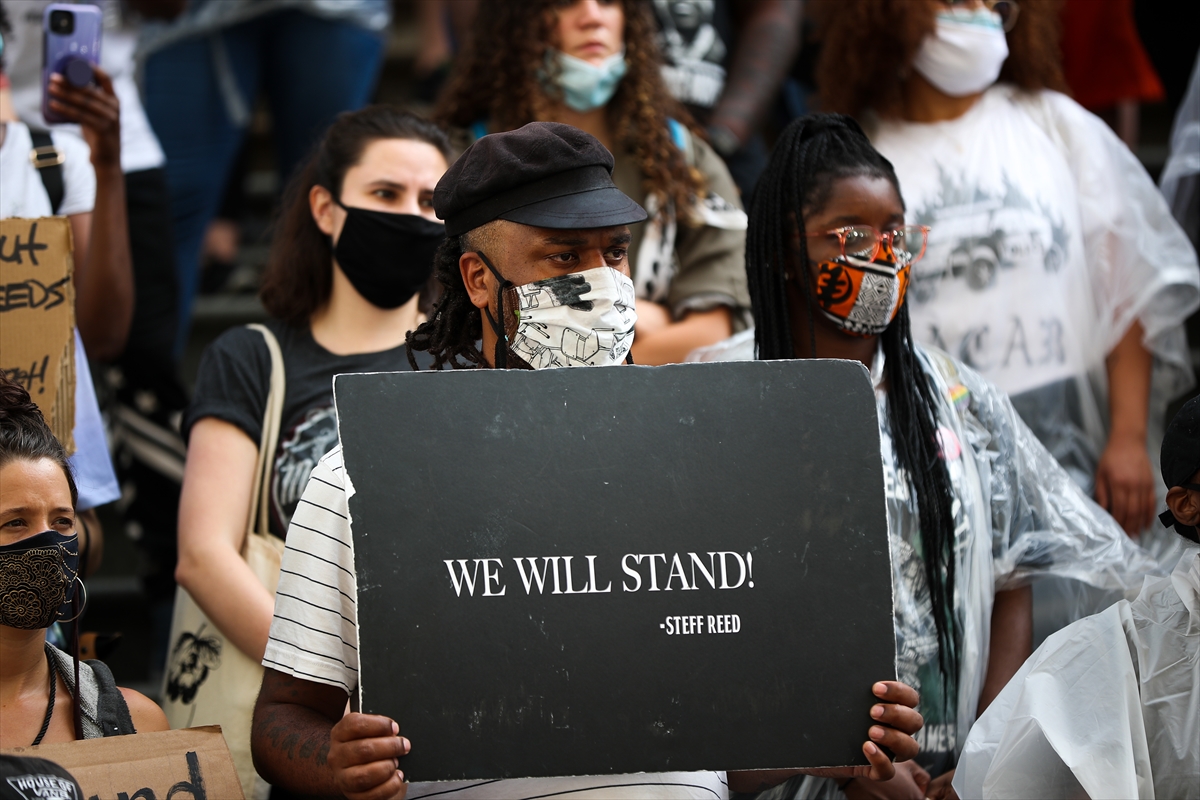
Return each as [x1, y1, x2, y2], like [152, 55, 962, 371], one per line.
[660, 614, 742, 635]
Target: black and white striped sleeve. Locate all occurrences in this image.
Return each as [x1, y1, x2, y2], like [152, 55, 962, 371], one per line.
[263, 445, 359, 694]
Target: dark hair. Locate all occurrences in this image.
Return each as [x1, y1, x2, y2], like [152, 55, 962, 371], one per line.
[811, 0, 1069, 119]
[405, 233, 487, 370]
[259, 107, 454, 326]
[0, 374, 78, 509]
[435, 0, 705, 215]
[748, 113, 960, 686]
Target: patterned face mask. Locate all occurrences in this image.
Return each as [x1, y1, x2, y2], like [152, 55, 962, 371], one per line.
[0, 529, 79, 629]
[810, 244, 911, 337]
[503, 266, 638, 369]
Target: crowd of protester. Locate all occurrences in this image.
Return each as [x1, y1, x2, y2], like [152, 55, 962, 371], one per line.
[1, 0, 1198, 798]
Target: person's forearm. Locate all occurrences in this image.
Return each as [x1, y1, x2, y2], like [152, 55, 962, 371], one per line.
[709, 0, 803, 144]
[176, 541, 275, 663]
[253, 698, 341, 794]
[75, 165, 134, 361]
[631, 306, 733, 365]
[977, 585, 1032, 714]
[1105, 320, 1151, 443]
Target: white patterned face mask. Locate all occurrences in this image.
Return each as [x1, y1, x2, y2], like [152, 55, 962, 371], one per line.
[505, 266, 637, 369]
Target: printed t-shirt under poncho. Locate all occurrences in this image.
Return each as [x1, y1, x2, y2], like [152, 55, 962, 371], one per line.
[870, 85, 1200, 553]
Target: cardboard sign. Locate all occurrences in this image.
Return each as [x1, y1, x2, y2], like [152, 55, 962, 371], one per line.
[0, 217, 76, 453]
[336, 359, 896, 781]
[3, 726, 244, 800]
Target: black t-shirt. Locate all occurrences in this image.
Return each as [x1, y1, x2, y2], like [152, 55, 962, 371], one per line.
[184, 320, 431, 538]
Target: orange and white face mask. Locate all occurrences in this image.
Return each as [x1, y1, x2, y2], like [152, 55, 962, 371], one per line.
[809, 243, 911, 337]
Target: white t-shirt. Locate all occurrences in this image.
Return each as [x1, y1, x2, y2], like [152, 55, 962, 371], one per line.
[264, 446, 728, 800]
[0, 120, 95, 218]
[5, 0, 166, 173]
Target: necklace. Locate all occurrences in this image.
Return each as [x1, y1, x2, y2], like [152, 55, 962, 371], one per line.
[31, 645, 57, 746]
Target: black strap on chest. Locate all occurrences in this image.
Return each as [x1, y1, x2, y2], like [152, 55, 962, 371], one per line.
[87, 658, 137, 736]
[29, 130, 66, 215]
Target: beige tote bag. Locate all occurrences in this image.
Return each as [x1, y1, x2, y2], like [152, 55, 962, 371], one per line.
[161, 324, 287, 800]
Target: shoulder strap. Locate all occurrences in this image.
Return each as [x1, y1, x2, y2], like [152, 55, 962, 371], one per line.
[244, 324, 286, 545]
[85, 659, 137, 736]
[29, 131, 66, 215]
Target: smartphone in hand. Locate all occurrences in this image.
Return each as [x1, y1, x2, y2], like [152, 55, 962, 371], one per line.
[41, 3, 103, 124]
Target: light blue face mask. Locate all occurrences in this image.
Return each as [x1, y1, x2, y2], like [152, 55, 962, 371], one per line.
[543, 48, 628, 112]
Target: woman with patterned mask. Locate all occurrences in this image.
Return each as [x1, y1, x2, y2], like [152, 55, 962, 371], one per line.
[0, 375, 167, 748]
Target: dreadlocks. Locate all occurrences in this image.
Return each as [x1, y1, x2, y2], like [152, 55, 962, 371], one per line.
[748, 113, 960, 686]
[405, 234, 485, 370]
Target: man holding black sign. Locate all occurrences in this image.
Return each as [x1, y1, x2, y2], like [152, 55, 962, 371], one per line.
[250, 122, 922, 799]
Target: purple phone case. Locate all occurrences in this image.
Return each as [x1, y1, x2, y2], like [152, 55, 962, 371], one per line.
[42, 3, 103, 124]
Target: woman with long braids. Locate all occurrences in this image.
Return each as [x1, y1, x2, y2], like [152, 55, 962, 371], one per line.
[1, 375, 168, 748]
[694, 114, 1158, 800]
[435, 0, 751, 366]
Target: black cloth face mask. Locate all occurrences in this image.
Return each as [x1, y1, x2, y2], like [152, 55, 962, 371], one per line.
[0, 529, 80, 629]
[332, 198, 446, 309]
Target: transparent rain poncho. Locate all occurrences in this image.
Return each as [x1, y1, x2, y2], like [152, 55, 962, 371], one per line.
[687, 335, 1162, 794]
[954, 544, 1199, 800]
[869, 86, 1200, 567]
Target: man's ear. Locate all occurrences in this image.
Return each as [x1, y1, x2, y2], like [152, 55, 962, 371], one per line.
[460, 252, 492, 310]
[310, 184, 337, 237]
[1166, 485, 1200, 527]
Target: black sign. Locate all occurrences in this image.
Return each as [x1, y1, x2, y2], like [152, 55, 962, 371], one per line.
[335, 360, 894, 781]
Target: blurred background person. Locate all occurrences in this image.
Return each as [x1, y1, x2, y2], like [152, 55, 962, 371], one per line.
[172, 107, 449, 797]
[651, 0, 802, 198]
[136, 0, 392, 355]
[436, 0, 751, 366]
[811, 0, 1200, 572]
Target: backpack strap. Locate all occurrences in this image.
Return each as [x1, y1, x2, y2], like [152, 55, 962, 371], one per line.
[29, 131, 66, 215]
[86, 659, 137, 736]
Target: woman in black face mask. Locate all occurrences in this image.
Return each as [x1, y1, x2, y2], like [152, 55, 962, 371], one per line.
[172, 107, 451, 793]
[1, 375, 168, 747]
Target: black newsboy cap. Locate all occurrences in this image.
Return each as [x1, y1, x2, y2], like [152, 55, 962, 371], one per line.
[434, 121, 648, 237]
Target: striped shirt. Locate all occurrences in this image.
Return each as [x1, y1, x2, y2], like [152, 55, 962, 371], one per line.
[264, 446, 728, 800]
